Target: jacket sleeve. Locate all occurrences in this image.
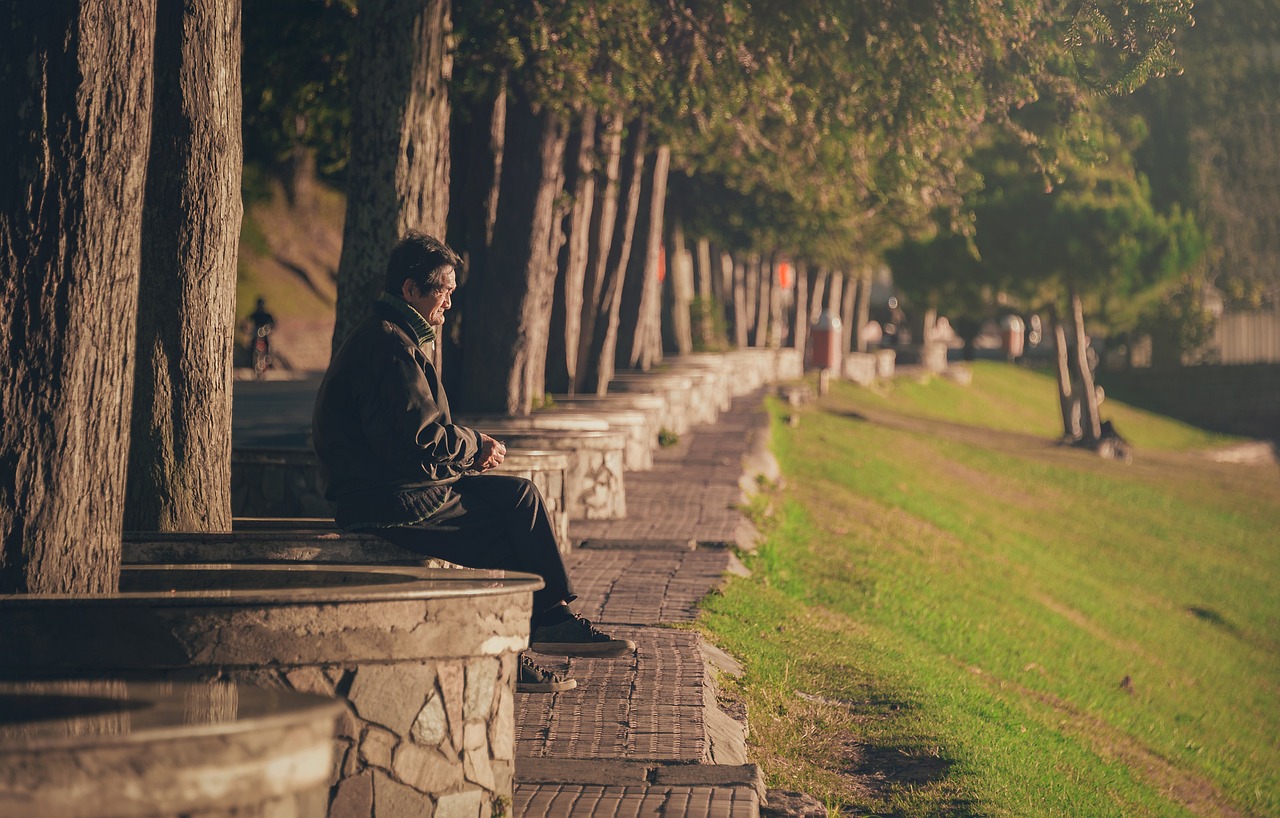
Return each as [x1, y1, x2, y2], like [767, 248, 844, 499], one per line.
[356, 340, 481, 482]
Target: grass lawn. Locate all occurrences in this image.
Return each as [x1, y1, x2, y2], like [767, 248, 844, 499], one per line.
[699, 362, 1279, 817]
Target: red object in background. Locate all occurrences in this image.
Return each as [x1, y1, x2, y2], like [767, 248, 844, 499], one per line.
[809, 310, 842, 369]
[777, 260, 792, 289]
[657, 245, 666, 282]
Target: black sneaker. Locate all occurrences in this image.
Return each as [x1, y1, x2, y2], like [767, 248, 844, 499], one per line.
[517, 653, 576, 694]
[530, 612, 636, 657]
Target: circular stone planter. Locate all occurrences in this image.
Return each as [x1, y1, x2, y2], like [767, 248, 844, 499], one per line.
[0, 564, 543, 818]
[232, 447, 331, 518]
[0, 680, 341, 818]
[514, 408, 654, 471]
[492, 449, 573, 551]
[607, 372, 696, 436]
[469, 428, 627, 521]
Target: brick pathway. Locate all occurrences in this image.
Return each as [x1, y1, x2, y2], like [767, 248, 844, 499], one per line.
[513, 392, 771, 818]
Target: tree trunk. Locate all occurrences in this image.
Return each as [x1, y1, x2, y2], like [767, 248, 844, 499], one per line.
[744, 256, 761, 346]
[840, 270, 857, 355]
[809, 267, 828, 325]
[695, 238, 713, 301]
[617, 144, 671, 371]
[1070, 288, 1103, 443]
[458, 87, 569, 414]
[791, 261, 810, 354]
[663, 217, 694, 356]
[1, 1, 156, 594]
[580, 116, 645, 395]
[768, 255, 785, 348]
[755, 255, 774, 348]
[546, 110, 597, 394]
[332, 0, 451, 353]
[126, 0, 241, 533]
[731, 255, 749, 348]
[854, 267, 873, 353]
[1049, 304, 1077, 439]
[444, 79, 506, 382]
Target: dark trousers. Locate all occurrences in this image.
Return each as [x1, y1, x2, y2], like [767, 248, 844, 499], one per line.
[371, 474, 574, 614]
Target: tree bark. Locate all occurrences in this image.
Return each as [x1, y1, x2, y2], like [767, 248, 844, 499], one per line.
[840, 270, 857, 355]
[332, 0, 451, 353]
[444, 78, 506, 381]
[458, 86, 569, 414]
[755, 255, 774, 348]
[768, 255, 785, 348]
[616, 144, 671, 371]
[1, 0, 156, 594]
[1048, 304, 1078, 439]
[546, 110, 597, 394]
[1070, 288, 1103, 443]
[663, 217, 694, 356]
[809, 267, 828, 326]
[854, 267, 873, 353]
[744, 255, 761, 346]
[126, 0, 242, 533]
[791, 261, 810, 354]
[580, 116, 645, 395]
[731, 255, 749, 348]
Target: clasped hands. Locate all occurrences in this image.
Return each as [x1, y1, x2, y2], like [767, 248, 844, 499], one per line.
[474, 433, 506, 471]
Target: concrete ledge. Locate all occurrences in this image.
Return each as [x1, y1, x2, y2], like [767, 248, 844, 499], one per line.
[515, 758, 764, 793]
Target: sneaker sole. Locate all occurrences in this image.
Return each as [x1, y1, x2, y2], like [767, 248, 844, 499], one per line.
[517, 678, 578, 694]
[530, 638, 636, 657]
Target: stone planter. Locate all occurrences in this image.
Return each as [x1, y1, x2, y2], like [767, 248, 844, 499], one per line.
[667, 353, 733, 412]
[875, 348, 896, 378]
[547, 394, 665, 449]
[232, 447, 330, 518]
[230, 447, 572, 551]
[123, 528, 463, 568]
[464, 411, 654, 472]
[0, 680, 341, 818]
[842, 351, 877, 386]
[493, 449, 573, 550]
[0, 564, 543, 818]
[659, 366, 721, 425]
[607, 372, 695, 435]
[468, 428, 627, 521]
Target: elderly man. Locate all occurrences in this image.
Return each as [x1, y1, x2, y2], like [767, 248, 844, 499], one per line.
[313, 231, 632, 693]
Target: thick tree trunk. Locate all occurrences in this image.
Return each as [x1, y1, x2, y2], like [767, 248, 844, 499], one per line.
[126, 0, 241, 533]
[854, 267, 873, 353]
[546, 110, 598, 394]
[663, 217, 694, 356]
[1070, 288, 1103, 443]
[1, 1, 156, 594]
[731, 255, 749, 348]
[791, 261, 810, 354]
[458, 87, 569, 414]
[332, 0, 451, 353]
[444, 79, 506, 381]
[1049, 304, 1078, 439]
[580, 116, 645, 395]
[693, 237, 716, 348]
[616, 144, 671, 371]
[695, 238, 713, 301]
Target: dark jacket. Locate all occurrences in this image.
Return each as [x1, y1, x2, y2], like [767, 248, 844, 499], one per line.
[312, 297, 480, 529]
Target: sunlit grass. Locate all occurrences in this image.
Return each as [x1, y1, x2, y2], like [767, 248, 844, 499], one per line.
[700, 365, 1279, 817]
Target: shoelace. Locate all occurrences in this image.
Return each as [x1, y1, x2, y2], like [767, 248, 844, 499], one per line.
[568, 613, 610, 640]
[521, 653, 564, 682]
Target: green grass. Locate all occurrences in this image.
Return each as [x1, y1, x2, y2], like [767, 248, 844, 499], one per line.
[699, 364, 1279, 817]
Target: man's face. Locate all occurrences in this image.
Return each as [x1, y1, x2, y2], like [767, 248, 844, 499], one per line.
[402, 268, 457, 327]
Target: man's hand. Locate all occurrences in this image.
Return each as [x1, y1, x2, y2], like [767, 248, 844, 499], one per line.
[475, 433, 507, 471]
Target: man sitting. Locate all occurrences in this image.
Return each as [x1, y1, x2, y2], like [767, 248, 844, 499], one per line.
[312, 231, 633, 692]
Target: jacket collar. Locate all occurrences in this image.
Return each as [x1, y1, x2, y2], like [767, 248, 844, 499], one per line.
[376, 293, 437, 348]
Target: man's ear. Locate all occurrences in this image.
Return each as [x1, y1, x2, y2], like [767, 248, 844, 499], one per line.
[401, 279, 418, 300]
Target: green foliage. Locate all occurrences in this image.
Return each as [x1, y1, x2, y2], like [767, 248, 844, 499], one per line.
[657, 428, 679, 447]
[242, 0, 355, 179]
[690, 296, 730, 352]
